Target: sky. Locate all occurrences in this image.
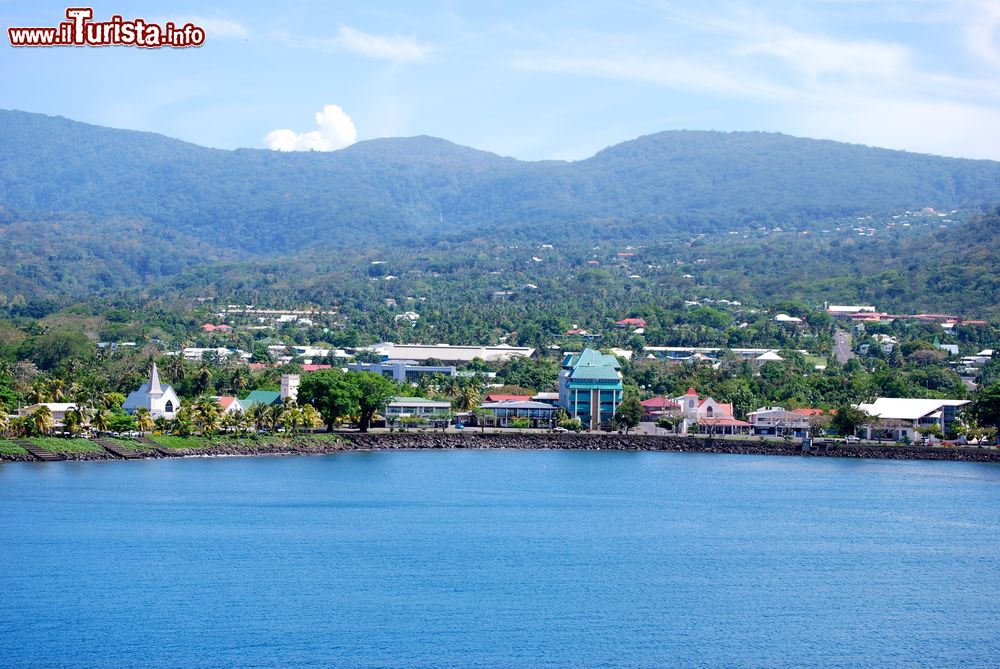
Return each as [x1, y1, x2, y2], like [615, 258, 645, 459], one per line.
[2, 0, 999, 161]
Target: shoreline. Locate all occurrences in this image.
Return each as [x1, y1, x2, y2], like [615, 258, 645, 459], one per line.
[3, 433, 1000, 463]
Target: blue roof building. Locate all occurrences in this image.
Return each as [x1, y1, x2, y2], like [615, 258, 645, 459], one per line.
[558, 348, 624, 430]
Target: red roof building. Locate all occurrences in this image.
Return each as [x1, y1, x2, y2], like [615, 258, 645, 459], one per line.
[615, 318, 648, 329]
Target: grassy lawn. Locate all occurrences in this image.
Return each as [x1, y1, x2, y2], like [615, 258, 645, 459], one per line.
[105, 436, 158, 451]
[148, 434, 216, 449]
[805, 355, 828, 369]
[28, 437, 104, 453]
[0, 440, 28, 455]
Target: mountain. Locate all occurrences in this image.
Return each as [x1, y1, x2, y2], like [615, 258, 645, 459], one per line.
[1, 109, 999, 304]
[3, 110, 1000, 248]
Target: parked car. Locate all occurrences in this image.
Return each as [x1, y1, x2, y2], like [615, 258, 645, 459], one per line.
[845, 435, 861, 443]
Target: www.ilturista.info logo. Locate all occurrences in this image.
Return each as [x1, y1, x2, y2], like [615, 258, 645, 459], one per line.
[8, 8, 205, 48]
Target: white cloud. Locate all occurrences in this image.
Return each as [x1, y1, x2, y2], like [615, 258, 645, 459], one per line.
[740, 30, 910, 80]
[334, 25, 432, 62]
[961, 0, 1000, 69]
[275, 26, 433, 62]
[265, 105, 358, 152]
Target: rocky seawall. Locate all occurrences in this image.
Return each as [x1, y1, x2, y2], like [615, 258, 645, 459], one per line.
[3, 433, 999, 463]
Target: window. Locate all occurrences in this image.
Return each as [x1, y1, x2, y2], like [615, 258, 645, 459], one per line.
[165, 400, 174, 413]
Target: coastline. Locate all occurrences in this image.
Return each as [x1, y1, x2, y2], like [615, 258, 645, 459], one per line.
[2, 433, 1000, 463]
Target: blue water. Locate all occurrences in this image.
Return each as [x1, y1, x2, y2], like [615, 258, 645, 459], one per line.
[1, 451, 999, 669]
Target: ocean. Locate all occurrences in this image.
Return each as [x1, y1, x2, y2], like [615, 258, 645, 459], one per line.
[1, 450, 998, 668]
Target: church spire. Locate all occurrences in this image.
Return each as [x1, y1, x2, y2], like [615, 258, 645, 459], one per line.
[149, 363, 163, 396]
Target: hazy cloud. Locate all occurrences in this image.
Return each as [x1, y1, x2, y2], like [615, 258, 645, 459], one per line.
[265, 105, 358, 151]
[334, 26, 432, 62]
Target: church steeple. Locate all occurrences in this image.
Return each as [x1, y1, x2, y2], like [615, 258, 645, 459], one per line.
[148, 363, 163, 396]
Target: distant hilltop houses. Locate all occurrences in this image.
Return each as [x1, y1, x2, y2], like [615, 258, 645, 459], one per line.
[825, 304, 987, 328]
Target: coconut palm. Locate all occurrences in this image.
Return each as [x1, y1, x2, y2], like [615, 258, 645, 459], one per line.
[91, 408, 110, 435]
[453, 382, 482, 413]
[30, 405, 54, 436]
[248, 403, 270, 432]
[300, 404, 322, 433]
[195, 398, 221, 434]
[135, 408, 155, 435]
[279, 407, 302, 434]
[267, 404, 285, 432]
[0, 408, 10, 437]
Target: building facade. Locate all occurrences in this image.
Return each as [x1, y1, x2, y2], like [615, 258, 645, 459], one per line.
[558, 348, 624, 430]
[122, 363, 181, 419]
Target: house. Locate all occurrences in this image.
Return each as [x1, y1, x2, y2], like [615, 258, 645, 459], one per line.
[755, 350, 784, 367]
[774, 314, 803, 324]
[200, 324, 233, 332]
[558, 348, 624, 430]
[747, 406, 812, 437]
[384, 397, 452, 418]
[240, 390, 283, 408]
[672, 388, 750, 435]
[17, 403, 78, 427]
[216, 396, 245, 415]
[615, 317, 647, 329]
[122, 364, 181, 419]
[478, 400, 558, 428]
[856, 397, 971, 441]
[640, 396, 681, 417]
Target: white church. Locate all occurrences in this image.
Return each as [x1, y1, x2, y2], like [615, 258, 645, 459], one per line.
[123, 363, 181, 419]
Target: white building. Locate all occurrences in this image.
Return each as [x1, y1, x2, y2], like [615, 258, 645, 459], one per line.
[18, 403, 78, 427]
[122, 364, 181, 419]
[856, 397, 971, 441]
[366, 342, 535, 364]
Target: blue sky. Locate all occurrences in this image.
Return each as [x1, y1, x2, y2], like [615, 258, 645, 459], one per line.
[2, 0, 999, 160]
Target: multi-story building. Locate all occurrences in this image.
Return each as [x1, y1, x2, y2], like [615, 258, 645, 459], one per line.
[558, 348, 624, 430]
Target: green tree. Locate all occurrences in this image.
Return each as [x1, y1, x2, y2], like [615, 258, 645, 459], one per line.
[298, 370, 360, 432]
[613, 396, 644, 434]
[971, 384, 1000, 430]
[831, 404, 871, 437]
[351, 372, 397, 433]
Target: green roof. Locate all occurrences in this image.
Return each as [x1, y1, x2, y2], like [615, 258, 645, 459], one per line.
[240, 390, 282, 407]
[565, 347, 623, 384]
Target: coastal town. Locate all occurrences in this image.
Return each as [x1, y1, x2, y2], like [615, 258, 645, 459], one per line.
[2, 299, 997, 462]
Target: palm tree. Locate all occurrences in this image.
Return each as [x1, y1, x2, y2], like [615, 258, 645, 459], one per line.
[135, 408, 155, 435]
[64, 404, 89, 437]
[453, 382, 482, 413]
[47, 378, 67, 401]
[300, 404, 321, 433]
[0, 408, 8, 437]
[91, 408, 110, 435]
[30, 405, 54, 436]
[279, 407, 302, 434]
[195, 398, 221, 434]
[267, 404, 285, 432]
[248, 403, 270, 432]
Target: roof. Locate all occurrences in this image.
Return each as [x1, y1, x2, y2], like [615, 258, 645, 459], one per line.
[485, 394, 532, 402]
[615, 317, 647, 327]
[217, 396, 241, 411]
[857, 397, 970, 421]
[756, 351, 784, 361]
[641, 397, 680, 409]
[532, 392, 560, 400]
[370, 342, 534, 363]
[240, 390, 282, 407]
[300, 364, 333, 372]
[480, 401, 558, 410]
[791, 408, 829, 416]
[388, 396, 452, 408]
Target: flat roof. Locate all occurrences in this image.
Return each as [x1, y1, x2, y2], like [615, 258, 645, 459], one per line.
[857, 397, 970, 420]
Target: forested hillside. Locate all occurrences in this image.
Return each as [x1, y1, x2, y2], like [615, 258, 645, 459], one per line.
[2, 109, 999, 314]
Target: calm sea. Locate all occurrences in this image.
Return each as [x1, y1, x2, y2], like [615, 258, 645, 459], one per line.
[1, 451, 998, 669]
